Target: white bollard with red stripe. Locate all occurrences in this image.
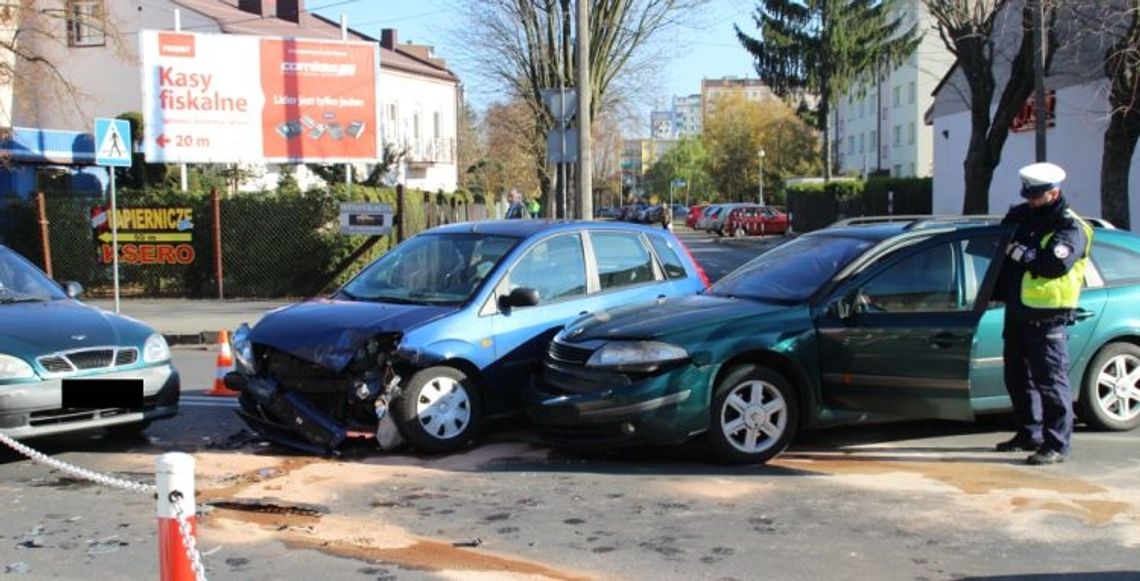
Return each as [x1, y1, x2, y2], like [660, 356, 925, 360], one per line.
[157, 453, 204, 581]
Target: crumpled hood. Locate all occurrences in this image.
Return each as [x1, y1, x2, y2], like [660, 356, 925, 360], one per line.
[0, 300, 146, 357]
[566, 293, 791, 341]
[249, 299, 457, 369]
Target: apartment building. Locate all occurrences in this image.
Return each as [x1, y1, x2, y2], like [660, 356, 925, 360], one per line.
[830, 0, 953, 178]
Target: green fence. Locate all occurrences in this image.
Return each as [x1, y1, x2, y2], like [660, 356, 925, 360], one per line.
[0, 186, 494, 298]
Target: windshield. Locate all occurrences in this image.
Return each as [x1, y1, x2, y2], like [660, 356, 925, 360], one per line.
[709, 235, 874, 303]
[340, 234, 518, 305]
[0, 247, 66, 304]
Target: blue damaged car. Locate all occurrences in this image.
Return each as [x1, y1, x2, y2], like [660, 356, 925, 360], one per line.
[226, 220, 709, 454]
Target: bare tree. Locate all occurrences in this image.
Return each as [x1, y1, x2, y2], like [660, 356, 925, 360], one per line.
[1100, 2, 1139, 230]
[454, 0, 707, 218]
[925, 0, 1059, 214]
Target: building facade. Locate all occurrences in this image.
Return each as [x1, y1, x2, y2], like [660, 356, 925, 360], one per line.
[1, 0, 460, 196]
[650, 109, 675, 140]
[930, 0, 1139, 230]
[701, 77, 777, 125]
[672, 94, 702, 137]
[831, 0, 954, 178]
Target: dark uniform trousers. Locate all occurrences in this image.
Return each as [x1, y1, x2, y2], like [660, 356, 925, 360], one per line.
[1002, 319, 1073, 454]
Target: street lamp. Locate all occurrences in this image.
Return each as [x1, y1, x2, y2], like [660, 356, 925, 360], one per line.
[757, 149, 766, 206]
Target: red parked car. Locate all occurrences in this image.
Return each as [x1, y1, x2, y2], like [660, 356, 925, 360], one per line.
[685, 204, 708, 229]
[723, 205, 790, 237]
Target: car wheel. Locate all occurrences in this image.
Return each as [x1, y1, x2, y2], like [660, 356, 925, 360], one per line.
[395, 366, 481, 453]
[1078, 342, 1140, 431]
[707, 364, 798, 464]
[733, 227, 746, 238]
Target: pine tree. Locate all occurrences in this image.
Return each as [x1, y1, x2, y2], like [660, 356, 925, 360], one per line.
[736, 0, 920, 179]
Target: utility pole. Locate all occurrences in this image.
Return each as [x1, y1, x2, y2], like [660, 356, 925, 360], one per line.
[577, 0, 593, 219]
[1031, 0, 1047, 161]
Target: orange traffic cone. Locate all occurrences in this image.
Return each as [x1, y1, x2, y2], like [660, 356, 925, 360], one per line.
[205, 330, 239, 397]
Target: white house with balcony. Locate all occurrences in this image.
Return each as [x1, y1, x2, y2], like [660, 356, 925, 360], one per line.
[0, 0, 460, 196]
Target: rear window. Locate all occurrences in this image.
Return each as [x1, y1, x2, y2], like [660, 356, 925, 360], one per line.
[592, 231, 656, 290]
[647, 234, 688, 280]
[1092, 242, 1140, 285]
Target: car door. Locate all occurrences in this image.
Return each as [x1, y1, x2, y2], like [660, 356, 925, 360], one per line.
[484, 232, 591, 412]
[816, 233, 992, 420]
[585, 229, 672, 312]
[968, 240, 1109, 409]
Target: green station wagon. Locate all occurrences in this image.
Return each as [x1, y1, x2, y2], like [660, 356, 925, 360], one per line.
[525, 217, 1140, 463]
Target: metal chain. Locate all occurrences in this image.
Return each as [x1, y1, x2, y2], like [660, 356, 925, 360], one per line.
[170, 491, 208, 581]
[0, 432, 156, 493]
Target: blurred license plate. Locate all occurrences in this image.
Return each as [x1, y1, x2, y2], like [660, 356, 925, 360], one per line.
[62, 379, 143, 409]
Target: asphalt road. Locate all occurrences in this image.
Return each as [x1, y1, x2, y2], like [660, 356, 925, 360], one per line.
[2, 230, 1139, 580]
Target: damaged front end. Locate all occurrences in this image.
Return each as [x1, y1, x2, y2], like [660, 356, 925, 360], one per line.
[225, 324, 410, 454]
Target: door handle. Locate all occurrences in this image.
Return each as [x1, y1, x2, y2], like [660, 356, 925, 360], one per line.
[928, 332, 966, 349]
[657, 294, 667, 304]
[1073, 308, 1096, 322]
[579, 311, 589, 316]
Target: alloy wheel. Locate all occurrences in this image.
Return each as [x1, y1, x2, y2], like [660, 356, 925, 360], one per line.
[719, 379, 788, 454]
[1094, 353, 1140, 423]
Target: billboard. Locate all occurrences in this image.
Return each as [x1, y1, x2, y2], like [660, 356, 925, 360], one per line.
[140, 30, 379, 163]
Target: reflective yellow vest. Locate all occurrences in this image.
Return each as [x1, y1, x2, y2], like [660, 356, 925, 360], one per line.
[1021, 209, 1094, 309]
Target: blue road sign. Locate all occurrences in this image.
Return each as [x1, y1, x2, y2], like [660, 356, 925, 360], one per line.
[95, 118, 132, 167]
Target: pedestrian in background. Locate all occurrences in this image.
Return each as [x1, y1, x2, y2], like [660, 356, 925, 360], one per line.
[660, 202, 672, 230]
[505, 189, 529, 219]
[994, 162, 1093, 465]
[527, 197, 541, 219]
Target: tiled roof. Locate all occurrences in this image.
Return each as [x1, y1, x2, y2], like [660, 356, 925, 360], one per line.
[171, 0, 458, 82]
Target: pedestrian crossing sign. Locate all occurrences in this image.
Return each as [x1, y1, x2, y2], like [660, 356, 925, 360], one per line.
[95, 117, 132, 167]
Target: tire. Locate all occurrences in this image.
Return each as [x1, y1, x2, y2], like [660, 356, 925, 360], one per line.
[1078, 342, 1140, 431]
[733, 227, 746, 238]
[707, 364, 799, 464]
[394, 366, 481, 453]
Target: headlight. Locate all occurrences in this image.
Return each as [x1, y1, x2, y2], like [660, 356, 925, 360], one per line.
[585, 341, 689, 373]
[143, 334, 170, 363]
[231, 323, 254, 373]
[0, 354, 36, 380]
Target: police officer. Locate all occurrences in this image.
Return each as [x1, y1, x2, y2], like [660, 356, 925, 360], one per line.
[995, 162, 1093, 465]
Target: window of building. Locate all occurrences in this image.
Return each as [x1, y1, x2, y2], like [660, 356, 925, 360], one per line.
[859, 133, 865, 153]
[433, 111, 441, 139]
[413, 111, 421, 139]
[67, 0, 106, 47]
[848, 135, 855, 155]
[908, 122, 915, 144]
[893, 164, 902, 176]
[870, 129, 878, 150]
[907, 81, 916, 104]
[892, 86, 900, 107]
[908, 163, 915, 176]
[893, 125, 901, 147]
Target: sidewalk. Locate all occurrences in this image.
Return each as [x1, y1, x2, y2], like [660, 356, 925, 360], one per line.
[87, 298, 292, 345]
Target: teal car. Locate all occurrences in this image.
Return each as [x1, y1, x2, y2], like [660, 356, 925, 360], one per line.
[0, 245, 179, 440]
[525, 217, 1140, 463]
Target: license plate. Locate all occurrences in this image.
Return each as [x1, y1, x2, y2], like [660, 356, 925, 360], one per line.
[62, 379, 144, 409]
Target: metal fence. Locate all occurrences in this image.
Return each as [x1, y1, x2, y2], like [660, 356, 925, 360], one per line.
[0, 187, 499, 299]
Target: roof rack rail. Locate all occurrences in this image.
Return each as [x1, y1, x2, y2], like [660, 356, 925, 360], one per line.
[829, 214, 1116, 230]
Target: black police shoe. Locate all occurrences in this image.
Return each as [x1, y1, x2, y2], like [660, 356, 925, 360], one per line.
[995, 436, 1043, 452]
[1026, 450, 1066, 465]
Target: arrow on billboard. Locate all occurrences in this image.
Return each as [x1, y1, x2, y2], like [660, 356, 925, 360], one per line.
[155, 134, 170, 148]
[97, 232, 192, 243]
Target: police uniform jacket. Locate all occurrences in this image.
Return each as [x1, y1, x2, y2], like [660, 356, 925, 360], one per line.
[996, 195, 1089, 324]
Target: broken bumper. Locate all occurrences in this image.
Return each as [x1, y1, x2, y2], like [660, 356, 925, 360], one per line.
[226, 372, 347, 454]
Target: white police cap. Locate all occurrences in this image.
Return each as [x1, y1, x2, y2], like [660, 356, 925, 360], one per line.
[1019, 162, 1066, 198]
[1019, 162, 1066, 187]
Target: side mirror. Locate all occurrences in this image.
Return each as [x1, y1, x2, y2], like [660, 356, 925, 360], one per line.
[62, 281, 84, 299]
[498, 287, 540, 311]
